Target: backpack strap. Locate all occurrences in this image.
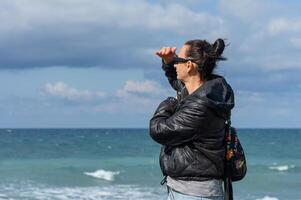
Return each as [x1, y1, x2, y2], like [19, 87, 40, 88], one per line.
[224, 118, 233, 200]
[224, 176, 233, 200]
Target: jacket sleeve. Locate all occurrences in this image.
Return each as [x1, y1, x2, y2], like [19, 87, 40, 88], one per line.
[149, 97, 207, 146]
[162, 60, 185, 92]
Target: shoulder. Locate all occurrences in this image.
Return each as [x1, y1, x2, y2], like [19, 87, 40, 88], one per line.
[177, 95, 208, 115]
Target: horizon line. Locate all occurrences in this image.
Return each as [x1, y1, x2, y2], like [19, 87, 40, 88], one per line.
[1, 127, 301, 130]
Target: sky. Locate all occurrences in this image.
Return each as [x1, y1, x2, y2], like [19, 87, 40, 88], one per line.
[0, 0, 301, 128]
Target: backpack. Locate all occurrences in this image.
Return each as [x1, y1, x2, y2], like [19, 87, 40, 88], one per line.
[224, 119, 247, 200]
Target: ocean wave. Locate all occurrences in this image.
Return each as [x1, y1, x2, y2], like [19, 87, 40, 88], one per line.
[269, 165, 295, 171]
[0, 182, 163, 200]
[256, 196, 279, 200]
[84, 169, 120, 181]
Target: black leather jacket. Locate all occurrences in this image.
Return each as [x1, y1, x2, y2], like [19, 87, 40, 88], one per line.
[149, 61, 235, 182]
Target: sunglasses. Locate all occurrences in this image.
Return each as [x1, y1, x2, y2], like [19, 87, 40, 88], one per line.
[173, 55, 197, 64]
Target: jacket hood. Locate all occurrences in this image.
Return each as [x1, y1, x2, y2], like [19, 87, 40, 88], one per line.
[192, 74, 234, 120]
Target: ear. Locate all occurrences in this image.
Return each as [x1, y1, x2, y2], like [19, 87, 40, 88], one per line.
[186, 61, 194, 73]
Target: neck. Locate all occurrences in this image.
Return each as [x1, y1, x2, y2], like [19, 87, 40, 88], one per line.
[184, 76, 204, 94]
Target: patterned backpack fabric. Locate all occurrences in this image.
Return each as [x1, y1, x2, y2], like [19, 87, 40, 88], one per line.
[224, 120, 247, 200]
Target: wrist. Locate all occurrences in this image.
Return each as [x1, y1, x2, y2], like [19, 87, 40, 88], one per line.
[162, 59, 174, 66]
[162, 58, 174, 65]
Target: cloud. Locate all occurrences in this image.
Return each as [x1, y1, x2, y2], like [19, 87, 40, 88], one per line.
[0, 0, 225, 70]
[116, 80, 166, 97]
[2, 0, 301, 128]
[233, 90, 301, 128]
[116, 80, 170, 109]
[215, 0, 301, 75]
[38, 79, 172, 114]
[97, 79, 173, 113]
[41, 81, 106, 101]
[0, 0, 223, 34]
[235, 17, 301, 71]
[218, 0, 278, 25]
[267, 18, 301, 36]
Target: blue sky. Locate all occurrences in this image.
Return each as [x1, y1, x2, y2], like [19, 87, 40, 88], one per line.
[0, 0, 300, 128]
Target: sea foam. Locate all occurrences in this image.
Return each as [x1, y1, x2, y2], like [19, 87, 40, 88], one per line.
[0, 182, 162, 200]
[84, 169, 120, 181]
[256, 196, 279, 200]
[269, 165, 295, 171]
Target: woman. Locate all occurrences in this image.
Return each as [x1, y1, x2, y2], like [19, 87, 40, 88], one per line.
[149, 39, 235, 200]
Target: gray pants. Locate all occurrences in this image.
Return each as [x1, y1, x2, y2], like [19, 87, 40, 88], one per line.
[167, 186, 224, 200]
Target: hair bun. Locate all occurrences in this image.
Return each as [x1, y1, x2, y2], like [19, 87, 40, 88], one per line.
[212, 38, 225, 56]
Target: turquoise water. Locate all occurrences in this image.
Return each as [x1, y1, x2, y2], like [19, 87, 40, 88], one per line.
[0, 128, 300, 200]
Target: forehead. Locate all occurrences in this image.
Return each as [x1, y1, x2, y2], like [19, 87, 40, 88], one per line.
[178, 45, 190, 57]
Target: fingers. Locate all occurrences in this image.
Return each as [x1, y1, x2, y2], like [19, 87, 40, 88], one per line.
[155, 48, 164, 57]
[162, 47, 168, 55]
[171, 47, 176, 54]
[155, 47, 165, 57]
[166, 47, 172, 55]
[161, 47, 169, 56]
[155, 47, 177, 57]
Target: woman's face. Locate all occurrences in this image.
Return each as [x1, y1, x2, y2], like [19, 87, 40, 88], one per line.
[174, 45, 190, 81]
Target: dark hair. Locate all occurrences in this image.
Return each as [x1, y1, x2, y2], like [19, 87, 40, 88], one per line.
[184, 38, 227, 80]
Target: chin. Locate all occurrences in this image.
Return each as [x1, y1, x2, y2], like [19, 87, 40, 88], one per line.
[177, 76, 183, 82]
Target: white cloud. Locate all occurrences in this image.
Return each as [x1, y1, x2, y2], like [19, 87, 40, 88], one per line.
[219, 0, 275, 24]
[217, 0, 301, 72]
[115, 79, 171, 108]
[39, 79, 172, 114]
[224, 11, 301, 71]
[2, 0, 301, 128]
[267, 18, 301, 36]
[116, 79, 171, 97]
[41, 81, 106, 101]
[116, 80, 156, 97]
[0, 0, 227, 69]
[38, 79, 172, 115]
[0, 0, 224, 36]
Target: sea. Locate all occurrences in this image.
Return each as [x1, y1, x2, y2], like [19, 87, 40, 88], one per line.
[0, 128, 300, 200]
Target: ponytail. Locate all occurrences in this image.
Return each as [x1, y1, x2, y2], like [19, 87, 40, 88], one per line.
[185, 38, 227, 80]
[212, 38, 225, 57]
